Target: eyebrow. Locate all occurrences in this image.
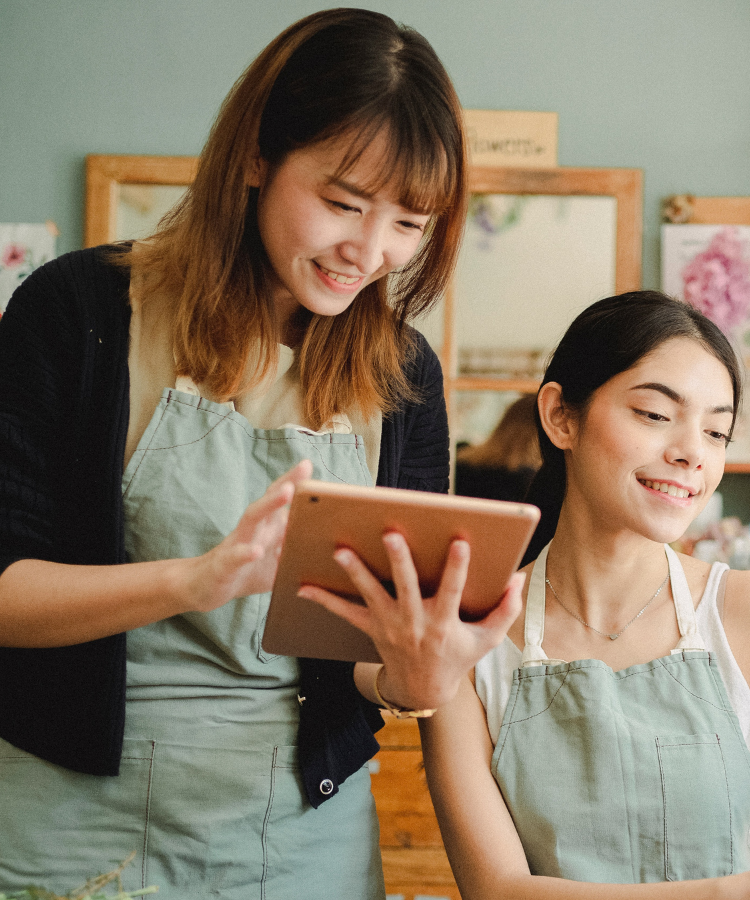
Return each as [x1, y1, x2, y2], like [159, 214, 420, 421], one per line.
[327, 175, 430, 216]
[630, 382, 734, 415]
[327, 176, 377, 201]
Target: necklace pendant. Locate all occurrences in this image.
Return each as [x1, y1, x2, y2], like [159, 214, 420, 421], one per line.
[609, 633, 619, 641]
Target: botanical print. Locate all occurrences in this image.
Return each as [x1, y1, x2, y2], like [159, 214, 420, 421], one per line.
[0, 223, 57, 316]
[662, 224, 750, 463]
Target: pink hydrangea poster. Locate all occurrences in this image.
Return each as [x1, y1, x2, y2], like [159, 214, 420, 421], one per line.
[0, 223, 58, 316]
[662, 223, 750, 462]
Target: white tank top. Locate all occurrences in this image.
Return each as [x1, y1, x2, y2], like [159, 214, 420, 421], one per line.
[476, 558, 750, 749]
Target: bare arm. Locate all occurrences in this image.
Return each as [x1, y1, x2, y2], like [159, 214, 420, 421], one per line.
[721, 569, 750, 687]
[0, 459, 312, 648]
[419, 676, 749, 900]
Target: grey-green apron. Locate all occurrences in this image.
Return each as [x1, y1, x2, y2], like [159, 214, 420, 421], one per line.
[0, 386, 384, 900]
[492, 542, 750, 883]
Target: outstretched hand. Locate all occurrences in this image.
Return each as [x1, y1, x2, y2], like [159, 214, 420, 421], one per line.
[297, 531, 524, 711]
[185, 459, 313, 613]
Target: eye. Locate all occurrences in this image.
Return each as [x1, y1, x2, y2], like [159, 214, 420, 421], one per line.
[398, 219, 426, 232]
[633, 408, 668, 423]
[707, 429, 730, 444]
[328, 199, 360, 214]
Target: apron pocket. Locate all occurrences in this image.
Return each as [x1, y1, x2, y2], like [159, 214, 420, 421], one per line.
[262, 755, 384, 900]
[657, 733, 733, 881]
[0, 737, 155, 895]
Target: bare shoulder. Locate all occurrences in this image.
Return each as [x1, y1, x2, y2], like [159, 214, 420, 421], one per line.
[724, 568, 750, 619]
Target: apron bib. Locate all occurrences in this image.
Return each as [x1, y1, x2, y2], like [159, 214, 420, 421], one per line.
[492, 543, 750, 884]
[0, 386, 384, 900]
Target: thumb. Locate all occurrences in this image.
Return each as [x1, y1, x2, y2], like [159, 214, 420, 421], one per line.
[476, 571, 525, 639]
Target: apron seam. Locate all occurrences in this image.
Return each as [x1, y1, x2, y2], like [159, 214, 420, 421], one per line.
[501, 667, 571, 729]
[717, 736, 735, 874]
[261, 747, 279, 900]
[123, 400, 172, 499]
[138, 740, 155, 889]
[655, 737, 671, 881]
[655, 656, 733, 713]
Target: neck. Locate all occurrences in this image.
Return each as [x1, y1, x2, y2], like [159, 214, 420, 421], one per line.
[544, 504, 670, 629]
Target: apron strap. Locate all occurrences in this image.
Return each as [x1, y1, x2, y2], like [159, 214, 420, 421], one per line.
[521, 544, 565, 667]
[521, 543, 709, 665]
[665, 544, 707, 653]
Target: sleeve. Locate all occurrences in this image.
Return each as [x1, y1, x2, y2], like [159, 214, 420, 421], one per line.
[0, 258, 83, 574]
[377, 330, 450, 493]
[0, 250, 130, 778]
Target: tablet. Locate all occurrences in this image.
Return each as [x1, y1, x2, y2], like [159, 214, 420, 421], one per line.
[261, 480, 540, 663]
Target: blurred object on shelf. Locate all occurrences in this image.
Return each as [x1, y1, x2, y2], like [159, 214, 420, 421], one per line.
[672, 494, 750, 567]
[458, 345, 547, 380]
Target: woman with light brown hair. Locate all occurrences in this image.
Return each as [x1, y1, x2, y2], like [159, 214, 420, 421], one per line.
[456, 394, 542, 501]
[0, 8, 523, 900]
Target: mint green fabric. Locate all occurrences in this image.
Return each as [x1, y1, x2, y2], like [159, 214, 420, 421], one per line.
[492, 545, 750, 883]
[0, 388, 383, 900]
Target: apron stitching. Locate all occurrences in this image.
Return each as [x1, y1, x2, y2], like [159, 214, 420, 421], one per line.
[123, 401, 172, 499]
[656, 657, 731, 713]
[300, 441, 352, 483]
[502, 667, 571, 729]
[260, 747, 278, 899]
[716, 736, 735, 873]
[706, 660, 750, 783]
[518, 655, 710, 682]
[496, 678, 523, 762]
[655, 738, 671, 881]
[138, 741, 155, 889]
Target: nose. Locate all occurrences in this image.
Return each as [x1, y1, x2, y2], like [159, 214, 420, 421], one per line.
[338, 219, 388, 276]
[667, 424, 704, 470]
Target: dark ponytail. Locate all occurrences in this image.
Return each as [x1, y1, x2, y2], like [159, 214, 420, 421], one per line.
[521, 290, 742, 566]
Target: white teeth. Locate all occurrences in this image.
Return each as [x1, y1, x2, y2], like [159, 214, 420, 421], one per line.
[319, 265, 360, 285]
[641, 479, 690, 499]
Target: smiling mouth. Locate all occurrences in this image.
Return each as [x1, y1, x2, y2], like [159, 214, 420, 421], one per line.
[639, 479, 693, 499]
[316, 264, 362, 285]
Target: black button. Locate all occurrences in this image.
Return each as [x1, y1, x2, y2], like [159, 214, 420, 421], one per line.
[319, 778, 334, 795]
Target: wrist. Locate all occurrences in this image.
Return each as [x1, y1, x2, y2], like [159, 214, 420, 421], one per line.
[163, 555, 204, 616]
[372, 664, 436, 719]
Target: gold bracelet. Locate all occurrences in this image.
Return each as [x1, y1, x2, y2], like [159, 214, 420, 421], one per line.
[373, 664, 436, 719]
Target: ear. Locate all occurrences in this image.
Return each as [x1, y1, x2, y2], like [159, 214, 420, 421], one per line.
[246, 155, 267, 189]
[537, 382, 578, 451]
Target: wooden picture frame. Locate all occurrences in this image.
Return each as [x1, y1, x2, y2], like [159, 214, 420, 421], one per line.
[84, 154, 198, 248]
[439, 166, 642, 471]
[662, 194, 750, 473]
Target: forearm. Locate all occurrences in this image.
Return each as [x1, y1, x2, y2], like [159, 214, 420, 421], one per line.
[0, 557, 194, 647]
[457, 873, 741, 900]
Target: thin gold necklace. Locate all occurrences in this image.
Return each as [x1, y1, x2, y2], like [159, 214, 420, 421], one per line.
[544, 573, 670, 641]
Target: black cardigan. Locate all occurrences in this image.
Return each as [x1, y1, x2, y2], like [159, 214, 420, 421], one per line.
[0, 247, 450, 808]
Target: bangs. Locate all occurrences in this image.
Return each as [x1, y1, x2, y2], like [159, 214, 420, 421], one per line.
[328, 117, 457, 216]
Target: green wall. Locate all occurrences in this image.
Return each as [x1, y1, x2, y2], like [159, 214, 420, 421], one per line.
[2, 0, 749, 287]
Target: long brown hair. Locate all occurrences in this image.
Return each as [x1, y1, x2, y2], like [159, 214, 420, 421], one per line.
[457, 395, 541, 471]
[123, 9, 467, 427]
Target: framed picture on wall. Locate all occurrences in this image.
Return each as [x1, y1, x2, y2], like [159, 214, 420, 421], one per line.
[661, 220, 750, 467]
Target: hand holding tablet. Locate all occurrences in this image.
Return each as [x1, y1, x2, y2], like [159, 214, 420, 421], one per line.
[262, 480, 539, 664]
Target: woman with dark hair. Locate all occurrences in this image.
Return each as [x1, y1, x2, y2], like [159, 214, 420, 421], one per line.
[317, 291, 750, 897]
[0, 10, 518, 898]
